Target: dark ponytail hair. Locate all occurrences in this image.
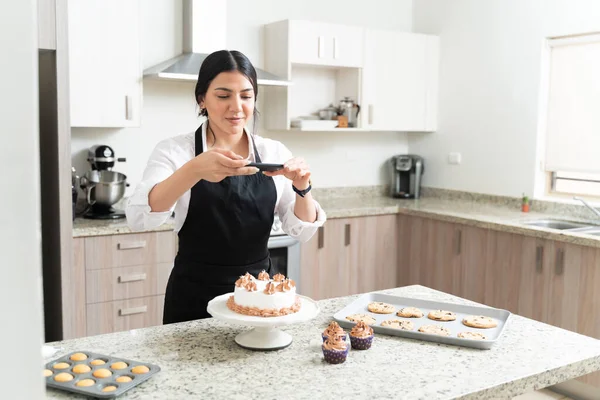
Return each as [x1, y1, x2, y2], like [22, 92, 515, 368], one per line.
[195, 50, 259, 123]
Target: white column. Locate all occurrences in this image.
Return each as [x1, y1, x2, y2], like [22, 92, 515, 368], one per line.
[0, 0, 46, 398]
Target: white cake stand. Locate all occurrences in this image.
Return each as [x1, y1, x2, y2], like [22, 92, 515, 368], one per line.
[207, 293, 320, 351]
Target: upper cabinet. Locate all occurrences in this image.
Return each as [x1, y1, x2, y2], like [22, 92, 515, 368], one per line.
[288, 20, 364, 68]
[361, 30, 439, 132]
[38, 0, 56, 50]
[67, 0, 142, 128]
[263, 19, 439, 133]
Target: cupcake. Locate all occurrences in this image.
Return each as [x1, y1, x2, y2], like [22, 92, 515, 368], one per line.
[322, 321, 347, 342]
[350, 321, 374, 350]
[322, 334, 349, 364]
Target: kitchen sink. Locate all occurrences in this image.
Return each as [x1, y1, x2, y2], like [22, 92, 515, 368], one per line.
[521, 219, 594, 230]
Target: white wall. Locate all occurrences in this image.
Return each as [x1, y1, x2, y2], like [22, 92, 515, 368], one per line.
[71, 0, 413, 192]
[410, 0, 600, 197]
[0, 0, 45, 397]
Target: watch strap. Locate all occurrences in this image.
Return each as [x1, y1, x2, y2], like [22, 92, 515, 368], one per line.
[292, 183, 312, 198]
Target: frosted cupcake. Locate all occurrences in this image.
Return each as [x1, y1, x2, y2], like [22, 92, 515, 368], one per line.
[322, 321, 348, 342]
[322, 334, 349, 364]
[350, 321, 374, 350]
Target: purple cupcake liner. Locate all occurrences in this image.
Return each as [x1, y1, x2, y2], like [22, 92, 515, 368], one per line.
[350, 335, 374, 350]
[322, 333, 348, 342]
[322, 345, 349, 364]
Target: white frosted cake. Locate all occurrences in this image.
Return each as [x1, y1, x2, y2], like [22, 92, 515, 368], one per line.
[226, 271, 301, 317]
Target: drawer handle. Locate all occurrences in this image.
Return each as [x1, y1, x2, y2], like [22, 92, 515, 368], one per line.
[555, 248, 565, 276]
[344, 223, 351, 246]
[318, 226, 324, 249]
[118, 273, 147, 283]
[125, 95, 133, 120]
[333, 37, 339, 59]
[318, 36, 325, 58]
[535, 246, 544, 272]
[119, 306, 147, 316]
[117, 240, 146, 250]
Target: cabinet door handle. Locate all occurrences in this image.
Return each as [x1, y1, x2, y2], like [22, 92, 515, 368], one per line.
[118, 273, 147, 283]
[125, 95, 133, 120]
[368, 104, 374, 125]
[345, 223, 351, 246]
[535, 246, 544, 272]
[318, 226, 324, 249]
[318, 36, 325, 58]
[119, 305, 147, 316]
[333, 37, 339, 59]
[455, 229, 462, 255]
[117, 240, 146, 250]
[555, 248, 565, 275]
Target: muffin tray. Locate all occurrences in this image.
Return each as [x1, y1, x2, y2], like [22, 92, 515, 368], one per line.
[333, 293, 511, 350]
[44, 351, 160, 398]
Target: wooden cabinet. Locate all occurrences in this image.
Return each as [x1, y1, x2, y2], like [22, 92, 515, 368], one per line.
[69, 231, 176, 338]
[362, 30, 439, 132]
[67, 0, 142, 127]
[397, 215, 463, 296]
[300, 214, 398, 300]
[288, 20, 364, 68]
[87, 295, 165, 336]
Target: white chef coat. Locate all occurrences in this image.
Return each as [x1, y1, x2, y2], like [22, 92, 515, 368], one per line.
[125, 123, 326, 243]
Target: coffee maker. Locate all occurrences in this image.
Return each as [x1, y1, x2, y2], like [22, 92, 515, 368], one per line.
[389, 155, 424, 199]
[78, 145, 128, 219]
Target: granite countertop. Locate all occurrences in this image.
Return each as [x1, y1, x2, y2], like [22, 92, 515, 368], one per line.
[317, 195, 600, 248]
[72, 217, 175, 238]
[44, 285, 600, 400]
[72, 192, 600, 249]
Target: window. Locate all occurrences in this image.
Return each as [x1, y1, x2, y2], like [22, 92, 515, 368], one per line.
[543, 33, 600, 198]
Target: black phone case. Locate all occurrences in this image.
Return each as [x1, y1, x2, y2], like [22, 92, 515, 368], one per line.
[247, 163, 284, 172]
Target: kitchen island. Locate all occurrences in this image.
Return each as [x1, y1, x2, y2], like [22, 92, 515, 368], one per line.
[44, 285, 600, 399]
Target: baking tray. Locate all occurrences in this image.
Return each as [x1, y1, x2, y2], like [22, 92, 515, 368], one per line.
[44, 351, 160, 398]
[333, 293, 511, 350]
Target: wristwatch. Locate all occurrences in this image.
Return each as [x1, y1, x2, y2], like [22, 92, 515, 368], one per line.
[292, 181, 312, 197]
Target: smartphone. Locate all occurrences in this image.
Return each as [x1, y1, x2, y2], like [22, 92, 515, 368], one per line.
[247, 162, 285, 172]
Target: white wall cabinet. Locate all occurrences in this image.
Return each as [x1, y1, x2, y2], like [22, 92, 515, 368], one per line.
[38, 0, 56, 50]
[67, 0, 142, 127]
[289, 20, 364, 68]
[361, 30, 439, 132]
[264, 19, 439, 133]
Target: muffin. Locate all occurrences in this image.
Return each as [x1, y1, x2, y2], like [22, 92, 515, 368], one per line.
[321, 334, 349, 364]
[322, 321, 347, 342]
[349, 321, 374, 350]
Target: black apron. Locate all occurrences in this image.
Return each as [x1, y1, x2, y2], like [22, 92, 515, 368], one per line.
[163, 124, 277, 324]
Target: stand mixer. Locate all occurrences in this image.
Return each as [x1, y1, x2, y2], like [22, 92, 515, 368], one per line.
[77, 145, 128, 219]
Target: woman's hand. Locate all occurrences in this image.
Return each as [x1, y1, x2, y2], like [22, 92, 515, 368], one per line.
[264, 157, 311, 189]
[192, 148, 259, 183]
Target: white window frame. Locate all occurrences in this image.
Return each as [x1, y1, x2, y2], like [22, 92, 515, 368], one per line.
[535, 32, 600, 202]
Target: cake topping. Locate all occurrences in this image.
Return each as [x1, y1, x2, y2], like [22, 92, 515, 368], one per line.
[235, 276, 246, 287]
[264, 282, 277, 295]
[280, 279, 294, 292]
[322, 334, 347, 351]
[257, 270, 270, 281]
[244, 281, 257, 292]
[286, 278, 296, 288]
[236, 273, 253, 287]
[323, 321, 345, 338]
[273, 273, 285, 282]
[351, 321, 374, 338]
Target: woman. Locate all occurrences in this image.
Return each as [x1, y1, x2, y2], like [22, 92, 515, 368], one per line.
[126, 50, 326, 324]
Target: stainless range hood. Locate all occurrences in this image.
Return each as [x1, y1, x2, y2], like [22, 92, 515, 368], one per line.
[143, 0, 290, 86]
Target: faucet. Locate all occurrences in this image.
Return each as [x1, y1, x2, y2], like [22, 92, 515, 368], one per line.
[573, 196, 600, 219]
